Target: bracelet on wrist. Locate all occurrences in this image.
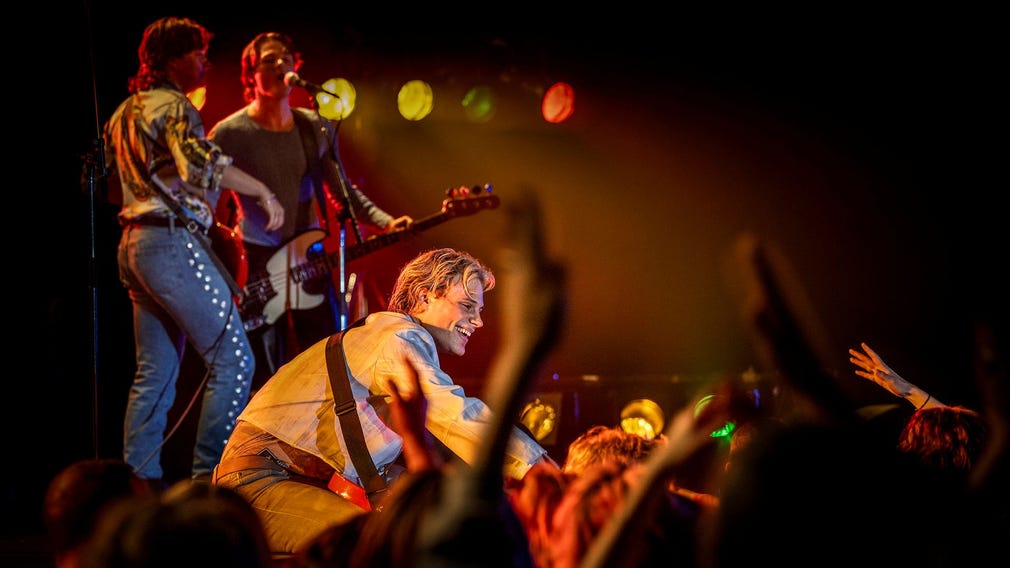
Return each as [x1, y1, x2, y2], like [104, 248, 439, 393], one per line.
[917, 394, 931, 410]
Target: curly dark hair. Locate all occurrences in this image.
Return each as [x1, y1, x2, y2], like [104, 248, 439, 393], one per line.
[128, 17, 212, 93]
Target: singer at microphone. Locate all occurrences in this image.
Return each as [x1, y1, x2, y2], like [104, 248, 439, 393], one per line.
[283, 71, 337, 98]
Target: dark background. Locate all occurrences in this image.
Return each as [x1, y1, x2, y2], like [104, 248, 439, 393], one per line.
[10, 2, 1002, 536]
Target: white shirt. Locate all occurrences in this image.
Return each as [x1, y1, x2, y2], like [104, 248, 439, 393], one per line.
[232, 311, 548, 485]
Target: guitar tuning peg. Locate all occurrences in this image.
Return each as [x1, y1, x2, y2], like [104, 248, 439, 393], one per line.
[482, 183, 493, 194]
[445, 187, 456, 198]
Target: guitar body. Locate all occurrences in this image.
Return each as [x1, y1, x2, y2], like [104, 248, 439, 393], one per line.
[210, 189, 249, 290]
[241, 229, 331, 331]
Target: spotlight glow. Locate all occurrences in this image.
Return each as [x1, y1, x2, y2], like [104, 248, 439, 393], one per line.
[462, 85, 496, 123]
[694, 394, 737, 438]
[316, 78, 356, 120]
[520, 398, 558, 441]
[398, 79, 434, 121]
[620, 399, 664, 440]
[541, 81, 574, 124]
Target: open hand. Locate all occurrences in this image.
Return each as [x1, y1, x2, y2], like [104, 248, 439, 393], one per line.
[848, 342, 912, 398]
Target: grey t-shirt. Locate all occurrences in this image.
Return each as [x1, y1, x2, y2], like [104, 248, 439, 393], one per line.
[208, 107, 315, 247]
[209, 107, 393, 248]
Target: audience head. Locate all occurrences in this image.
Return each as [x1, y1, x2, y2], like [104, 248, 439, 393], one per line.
[897, 405, 988, 486]
[551, 461, 693, 568]
[80, 480, 272, 568]
[350, 468, 445, 566]
[291, 513, 369, 568]
[505, 462, 568, 568]
[722, 415, 789, 474]
[355, 465, 535, 567]
[561, 424, 660, 477]
[43, 458, 150, 568]
[551, 462, 631, 568]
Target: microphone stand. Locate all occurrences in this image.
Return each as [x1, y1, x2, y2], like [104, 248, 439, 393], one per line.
[301, 83, 360, 331]
[81, 0, 108, 459]
[82, 140, 106, 459]
[320, 114, 363, 331]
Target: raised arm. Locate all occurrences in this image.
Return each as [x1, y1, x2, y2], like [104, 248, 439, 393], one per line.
[848, 342, 945, 410]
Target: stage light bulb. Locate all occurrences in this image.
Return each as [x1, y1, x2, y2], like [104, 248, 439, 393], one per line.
[520, 399, 558, 441]
[398, 79, 434, 121]
[620, 399, 664, 440]
[315, 78, 356, 120]
[462, 85, 496, 123]
[541, 81, 574, 124]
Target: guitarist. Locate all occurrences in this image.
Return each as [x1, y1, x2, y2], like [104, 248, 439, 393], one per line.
[212, 246, 556, 555]
[209, 31, 412, 390]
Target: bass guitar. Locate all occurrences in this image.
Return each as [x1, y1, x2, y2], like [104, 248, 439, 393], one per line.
[238, 190, 499, 332]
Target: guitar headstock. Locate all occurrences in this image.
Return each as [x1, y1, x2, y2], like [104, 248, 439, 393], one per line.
[442, 184, 500, 217]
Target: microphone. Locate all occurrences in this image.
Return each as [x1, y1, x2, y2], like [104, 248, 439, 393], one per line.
[284, 71, 335, 97]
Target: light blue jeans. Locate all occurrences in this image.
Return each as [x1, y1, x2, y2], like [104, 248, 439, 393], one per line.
[117, 222, 254, 480]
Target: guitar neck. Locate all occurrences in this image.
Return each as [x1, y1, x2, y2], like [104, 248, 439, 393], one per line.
[299, 193, 500, 280]
[237, 192, 499, 331]
[337, 210, 449, 264]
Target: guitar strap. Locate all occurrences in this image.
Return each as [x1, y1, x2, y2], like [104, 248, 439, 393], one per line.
[324, 316, 388, 498]
[293, 109, 346, 330]
[291, 110, 327, 226]
[151, 174, 244, 299]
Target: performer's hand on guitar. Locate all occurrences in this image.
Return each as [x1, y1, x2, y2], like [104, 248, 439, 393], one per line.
[385, 215, 414, 233]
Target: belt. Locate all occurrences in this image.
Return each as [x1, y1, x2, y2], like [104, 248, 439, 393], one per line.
[121, 215, 175, 228]
[212, 454, 286, 484]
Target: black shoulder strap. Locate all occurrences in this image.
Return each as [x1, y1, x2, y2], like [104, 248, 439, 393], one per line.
[294, 109, 346, 332]
[291, 110, 328, 225]
[324, 317, 387, 495]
